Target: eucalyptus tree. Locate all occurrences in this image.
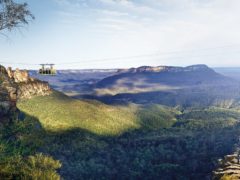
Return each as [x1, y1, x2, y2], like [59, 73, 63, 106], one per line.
[0, 0, 34, 32]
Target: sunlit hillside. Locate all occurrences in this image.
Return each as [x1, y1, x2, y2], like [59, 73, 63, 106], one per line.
[17, 91, 179, 136]
[15, 92, 240, 179]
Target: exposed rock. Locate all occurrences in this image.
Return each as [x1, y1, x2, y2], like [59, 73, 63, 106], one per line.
[17, 80, 51, 99]
[6, 67, 52, 99]
[6, 67, 14, 79]
[213, 150, 240, 179]
[0, 65, 52, 122]
[117, 64, 212, 74]
[13, 68, 29, 83]
[0, 65, 18, 121]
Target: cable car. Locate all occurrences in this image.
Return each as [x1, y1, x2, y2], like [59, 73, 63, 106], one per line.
[39, 64, 56, 75]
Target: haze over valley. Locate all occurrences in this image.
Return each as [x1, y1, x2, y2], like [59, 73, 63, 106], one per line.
[31, 65, 240, 107]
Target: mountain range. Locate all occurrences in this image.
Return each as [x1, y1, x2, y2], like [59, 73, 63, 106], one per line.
[30, 64, 240, 108]
[96, 64, 234, 92]
[2, 64, 240, 179]
[84, 65, 238, 107]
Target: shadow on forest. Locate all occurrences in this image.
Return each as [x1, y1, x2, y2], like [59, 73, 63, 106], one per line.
[77, 85, 240, 108]
[20, 110, 240, 180]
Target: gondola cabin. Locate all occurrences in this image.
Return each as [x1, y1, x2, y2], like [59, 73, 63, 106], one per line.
[39, 64, 56, 75]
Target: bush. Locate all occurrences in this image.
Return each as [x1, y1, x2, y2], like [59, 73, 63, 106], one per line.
[0, 154, 61, 179]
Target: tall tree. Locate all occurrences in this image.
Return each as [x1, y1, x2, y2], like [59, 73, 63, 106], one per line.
[0, 0, 34, 31]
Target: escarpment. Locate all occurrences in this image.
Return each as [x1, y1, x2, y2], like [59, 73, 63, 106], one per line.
[213, 147, 240, 179]
[117, 64, 212, 74]
[7, 68, 52, 99]
[0, 65, 52, 121]
[0, 65, 18, 121]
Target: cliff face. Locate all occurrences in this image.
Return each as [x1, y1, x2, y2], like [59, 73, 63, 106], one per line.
[213, 149, 240, 179]
[96, 64, 230, 91]
[0, 65, 52, 121]
[0, 65, 18, 121]
[7, 67, 52, 99]
[117, 64, 212, 74]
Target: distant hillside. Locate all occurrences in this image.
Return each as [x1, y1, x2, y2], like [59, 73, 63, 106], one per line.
[86, 65, 240, 107]
[17, 91, 179, 136]
[117, 64, 212, 73]
[29, 69, 117, 96]
[96, 64, 234, 91]
[214, 67, 240, 81]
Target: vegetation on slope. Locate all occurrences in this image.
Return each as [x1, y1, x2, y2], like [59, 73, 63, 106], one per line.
[14, 91, 240, 179]
[17, 91, 178, 135]
[0, 118, 61, 179]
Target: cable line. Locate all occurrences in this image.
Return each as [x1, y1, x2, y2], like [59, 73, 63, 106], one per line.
[1, 44, 240, 66]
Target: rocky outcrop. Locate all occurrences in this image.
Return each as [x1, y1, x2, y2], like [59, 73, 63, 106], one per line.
[17, 80, 51, 99]
[0, 65, 18, 121]
[6, 67, 52, 99]
[117, 64, 212, 74]
[213, 149, 240, 179]
[11, 68, 29, 83]
[0, 65, 52, 122]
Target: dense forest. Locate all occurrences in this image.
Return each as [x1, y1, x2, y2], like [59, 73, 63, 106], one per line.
[1, 93, 240, 179]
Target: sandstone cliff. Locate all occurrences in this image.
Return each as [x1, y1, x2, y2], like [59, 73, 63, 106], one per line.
[213, 148, 240, 179]
[117, 64, 212, 74]
[0, 65, 52, 121]
[0, 65, 18, 121]
[7, 68, 52, 99]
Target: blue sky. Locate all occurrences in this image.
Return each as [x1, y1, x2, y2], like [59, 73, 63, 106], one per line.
[1, 0, 240, 69]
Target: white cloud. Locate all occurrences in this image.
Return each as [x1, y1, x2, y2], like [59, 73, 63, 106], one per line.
[4, 0, 240, 69]
[97, 9, 129, 17]
[48, 0, 240, 68]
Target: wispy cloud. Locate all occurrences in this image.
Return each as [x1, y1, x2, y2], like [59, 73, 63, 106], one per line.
[52, 0, 240, 52]
[3, 0, 240, 69]
[97, 9, 129, 17]
[53, 0, 161, 33]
